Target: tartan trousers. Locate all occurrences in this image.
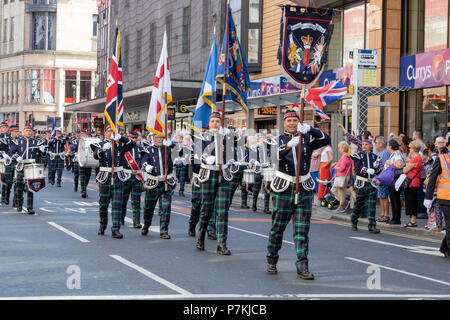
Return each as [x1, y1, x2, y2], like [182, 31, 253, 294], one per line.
[42, 154, 49, 168]
[188, 182, 215, 233]
[351, 182, 377, 229]
[198, 171, 232, 246]
[251, 174, 271, 211]
[79, 167, 92, 193]
[229, 165, 248, 206]
[49, 157, 64, 184]
[14, 170, 34, 210]
[267, 183, 313, 272]
[98, 175, 124, 232]
[143, 182, 173, 235]
[73, 161, 79, 189]
[122, 175, 143, 223]
[175, 163, 187, 192]
[3, 162, 16, 203]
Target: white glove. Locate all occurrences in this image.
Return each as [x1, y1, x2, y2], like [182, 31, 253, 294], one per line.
[367, 168, 375, 175]
[145, 165, 154, 173]
[287, 136, 300, 148]
[163, 139, 173, 147]
[111, 134, 121, 141]
[424, 199, 433, 210]
[254, 160, 261, 167]
[361, 167, 368, 174]
[2, 153, 10, 160]
[102, 143, 111, 151]
[234, 161, 241, 166]
[206, 155, 216, 165]
[219, 127, 230, 136]
[39, 145, 46, 153]
[297, 123, 311, 134]
[16, 156, 23, 163]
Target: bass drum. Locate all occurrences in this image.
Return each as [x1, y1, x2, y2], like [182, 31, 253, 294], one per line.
[79, 137, 100, 168]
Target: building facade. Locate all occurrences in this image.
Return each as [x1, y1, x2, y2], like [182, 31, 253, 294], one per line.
[0, 0, 98, 132]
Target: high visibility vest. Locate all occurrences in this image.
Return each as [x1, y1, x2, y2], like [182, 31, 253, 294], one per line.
[437, 153, 450, 200]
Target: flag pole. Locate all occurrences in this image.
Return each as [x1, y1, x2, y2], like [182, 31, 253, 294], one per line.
[111, 19, 119, 185]
[164, 25, 168, 192]
[219, 1, 230, 180]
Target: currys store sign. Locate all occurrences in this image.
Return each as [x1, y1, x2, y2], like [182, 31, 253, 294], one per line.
[400, 48, 450, 89]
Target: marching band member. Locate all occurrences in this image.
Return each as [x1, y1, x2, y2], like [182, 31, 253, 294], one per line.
[140, 134, 177, 239]
[229, 133, 249, 209]
[90, 125, 135, 239]
[48, 130, 65, 187]
[41, 130, 51, 168]
[0, 121, 10, 203]
[9, 124, 47, 214]
[70, 129, 92, 198]
[0, 124, 19, 206]
[350, 138, 382, 233]
[266, 109, 330, 280]
[195, 111, 235, 255]
[121, 130, 145, 229]
[71, 130, 81, 193]
[174, 133, 189, 197]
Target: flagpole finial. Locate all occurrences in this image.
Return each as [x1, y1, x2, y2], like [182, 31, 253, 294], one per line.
[115, 19, 118, 27]
[213, 25, 216, 35]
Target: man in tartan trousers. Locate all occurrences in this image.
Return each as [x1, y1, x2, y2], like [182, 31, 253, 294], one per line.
[0, 121, 10, 203]
[90, 125, 135, 239]
[140, 134, 177, 239]
[121, 130, 145, 229]
[70, 129, 92, 198]
[196, 111, 235, 255]
[48, 130, 65, 187]
[9, 124, 47, 214]
[266, 108, 330, 280]
[349, 138, 382, 233]
[229, 134, 249, 209]
[0, 124, 19, 206]
[174, 133, 189, 197]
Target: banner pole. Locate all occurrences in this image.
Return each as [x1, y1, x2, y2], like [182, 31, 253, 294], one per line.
[295, 86, 305, 205]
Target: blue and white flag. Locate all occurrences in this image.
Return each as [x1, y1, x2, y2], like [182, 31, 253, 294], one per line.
[51, 117, 56, 137]
[192, 34, 217, 132]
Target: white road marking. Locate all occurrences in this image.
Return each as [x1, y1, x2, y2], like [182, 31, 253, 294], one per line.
[2, 293, 450, 300]
[47, 222, 90, 243]
[109, 255, 192, 296]
[351, 237, 441, 256]
[39, 207, 56, 213]
[346, 257, 450, 287]
[65, 208, 87, 214]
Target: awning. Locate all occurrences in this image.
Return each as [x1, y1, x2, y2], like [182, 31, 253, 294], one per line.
[65, 80, 203, 113]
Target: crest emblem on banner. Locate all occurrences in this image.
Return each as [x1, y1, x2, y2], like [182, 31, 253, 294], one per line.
[27, 178, 46, 193]
[280, 6, 335, 88]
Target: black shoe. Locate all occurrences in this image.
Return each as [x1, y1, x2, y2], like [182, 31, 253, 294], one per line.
[11, 202, 16, 208]
[98, 227, 106, 235]
[252, 205, 257, 212]
[388, 220, 401, 225]
[196, 231, 206, 251]
[179, 191, 184, 197]
[297, 270, 315, 280]
[188, 225, 196, 237]
[4, 199, 9, 205]
[81, 192, 87, 198]
[26, 209, 35, 215]
[217, 245, 231, 255]
[160, 233, 171, 239]
[368, 227, 380, 234]
[207, 233, 217, 240]
[141, 226, 149, 236]
[133, 222, 142, 229]
[49, 181, 54, 186]
[111, 230, 123, 239]
[17, 205, 23, 213]
[57, 182, 61, 187]
[351, 224, 358, 231]
[263, 209, 272, 215]
[444, 251, 450, 259]
[74, 187, 78, 192]
[241, 204, 250, 209]
[266, 263, 278, 274]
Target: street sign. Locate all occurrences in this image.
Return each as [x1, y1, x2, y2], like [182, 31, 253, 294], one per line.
[177, 101, 190, 113]
[356, 49, 377, 87]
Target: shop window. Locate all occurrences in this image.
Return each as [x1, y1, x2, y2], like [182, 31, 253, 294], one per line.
[80, 71, 91, 102]
[25, 69, 41, 104]
[43, 69, 55, 104]
[64, 70, 77, 104]
[93, 14, 98, 37]
[343, 3, 365, 66]
[422, 87, 447, 143]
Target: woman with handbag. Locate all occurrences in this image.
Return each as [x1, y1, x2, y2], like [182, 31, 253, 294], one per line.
[331, 141, 352, 213]
[385, 140, 407, 225]
[403, 140, 423, 228]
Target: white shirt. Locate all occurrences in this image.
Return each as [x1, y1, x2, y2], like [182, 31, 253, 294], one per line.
[320, 146, 333, 163]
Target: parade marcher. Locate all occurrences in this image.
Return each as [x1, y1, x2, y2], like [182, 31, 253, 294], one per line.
[41, 131, 51, 168]
[48, 130, 65, 187]
[266, 108, 331, 280]
[229, 133, 249, 209]
[64, 135, 73, 171]
[9, 125, 47, 214]
[94, 132, 105, 177]
[140, 134, 177, 239]
[70, 129, 92, 198]
[248, 134, 271, 213]
[174, 133, 189, 197]
[90, 125, 135, 239]
[121, 130, 145, 229]
[350, 137, 382, 233]
[0, 121, 10, 203]
[196, 111, 235, 255]
[424, 145, 450, 259]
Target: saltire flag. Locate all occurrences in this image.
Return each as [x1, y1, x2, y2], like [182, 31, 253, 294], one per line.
[146, 30, 172, 137]
[192, 34, 217, 132]
[305, 80, 347, 120]
[51, 117, 56, 137]
[217, 1, 251, 113]
[105, 27, 122, 134]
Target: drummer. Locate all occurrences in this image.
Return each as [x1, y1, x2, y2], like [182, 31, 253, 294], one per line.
[48, 129, 65, 187]
[9, 124, 47, 214]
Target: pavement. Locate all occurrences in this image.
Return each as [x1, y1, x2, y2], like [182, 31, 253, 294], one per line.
[1, 168, 449, 301]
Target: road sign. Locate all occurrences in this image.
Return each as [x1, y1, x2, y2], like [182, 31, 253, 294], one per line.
[177, 101, 190, 113]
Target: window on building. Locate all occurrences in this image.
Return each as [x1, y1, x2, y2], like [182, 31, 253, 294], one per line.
[149, 23, 156, 64]
[422, 86, 447, 142]
[326, 11, 342, 69]
[93, 15, 98, 37]
[31, 11, 56, 50]
[1, 74, 4, 104]
[123, 35, 129, 74]
[43, 69, 55, 104]
[26, 69, 41, 104]
[424, 0, 448, 52]
[64, 70, 77, 104]
[136, 29, 142, 69]
[9, 17, 13, 41]
[202, 0, 210, 47]
[14, 71, 18, 104]
[3, 18, 7, 55]
[182, 6, 191, 55]
[80, 71, 91, 102]
[343, 3, 365, 66]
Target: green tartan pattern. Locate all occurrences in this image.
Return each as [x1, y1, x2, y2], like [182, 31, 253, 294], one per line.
[175, 163, 187, 192]
[4, 163, 15, 203]
[229, 165, 248, 206]
[14, 170, 34, 210]
[264, 188, 270, 211]
[189, 183, 216, 233]
[143, 182, 173, 234]
[49, 157, 64, 184]
[198, 171, 219, 236]
[252, 173, 263, 208]
[42, 154, 49, 168]
[121, 175, 143, 223]
[73, 161, 79, 189]
[79, 166, 92, 193]
[98, 175, 124, 232]
[267, 183, 312, 272]
[351, 182, 377, 228]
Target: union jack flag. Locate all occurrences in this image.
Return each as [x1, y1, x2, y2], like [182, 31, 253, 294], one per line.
[305, 80, 347, 120]
[105, 27, 123, 134]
